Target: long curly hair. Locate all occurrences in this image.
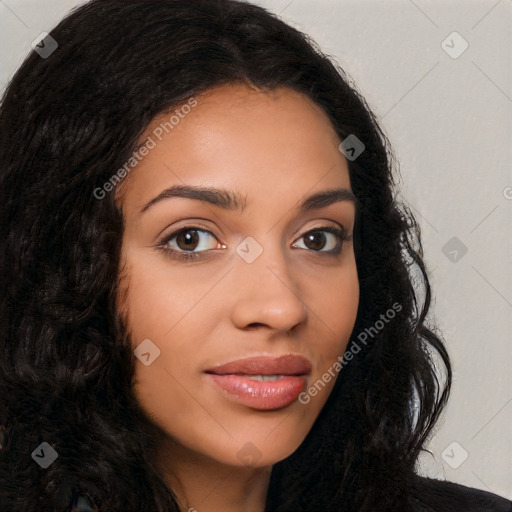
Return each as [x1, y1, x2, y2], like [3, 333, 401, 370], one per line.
[0, 0, 451, 510]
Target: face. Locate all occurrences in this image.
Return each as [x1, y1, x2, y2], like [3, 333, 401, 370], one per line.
[116, 83, 359, 469]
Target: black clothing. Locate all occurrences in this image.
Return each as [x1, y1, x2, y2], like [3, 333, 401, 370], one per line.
[408, 474, 512, 511]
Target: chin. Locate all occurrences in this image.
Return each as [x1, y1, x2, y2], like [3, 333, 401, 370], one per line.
[218, 440, 304, 469]
[215, 420, 312, 468]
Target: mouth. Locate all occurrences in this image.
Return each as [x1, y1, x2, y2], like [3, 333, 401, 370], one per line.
[204, 355, 311, 411]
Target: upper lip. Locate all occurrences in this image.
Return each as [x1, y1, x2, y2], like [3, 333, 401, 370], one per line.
[205, 355, 312, 376]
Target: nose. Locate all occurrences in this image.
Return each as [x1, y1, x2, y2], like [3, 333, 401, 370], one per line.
[229, 239, 308, 335]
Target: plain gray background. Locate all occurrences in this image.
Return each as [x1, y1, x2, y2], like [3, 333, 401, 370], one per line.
[1, 0, 511, 499]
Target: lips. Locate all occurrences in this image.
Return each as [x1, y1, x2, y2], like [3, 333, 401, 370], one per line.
[205, 354, 312, 376]
[205, 355, 311, 410]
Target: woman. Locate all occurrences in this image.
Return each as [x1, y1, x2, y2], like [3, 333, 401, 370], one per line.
[0, 1, 510, 511]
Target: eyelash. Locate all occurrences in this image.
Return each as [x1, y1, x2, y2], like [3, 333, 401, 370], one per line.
[156, 226, 352, 262]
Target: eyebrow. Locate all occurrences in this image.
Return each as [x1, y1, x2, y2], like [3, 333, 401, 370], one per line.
[140, 184, 357, 214]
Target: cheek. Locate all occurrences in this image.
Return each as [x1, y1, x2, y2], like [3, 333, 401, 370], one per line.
[306, 263, 359, 401]
[315, 263, 359, 352]
[121, 253, 224, 425]
[120, 251, 215, 344]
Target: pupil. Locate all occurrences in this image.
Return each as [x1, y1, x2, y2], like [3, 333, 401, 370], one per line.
[177, 230, 199, 251]
[306, 232, 325, 251]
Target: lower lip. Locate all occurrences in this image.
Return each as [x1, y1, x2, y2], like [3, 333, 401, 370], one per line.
[206, 374, 307, 410]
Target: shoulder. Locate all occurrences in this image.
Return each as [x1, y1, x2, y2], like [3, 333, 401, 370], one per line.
[407, 474, 512, 512]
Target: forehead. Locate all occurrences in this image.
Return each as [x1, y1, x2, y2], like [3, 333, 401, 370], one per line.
[117, 83, 351, 213]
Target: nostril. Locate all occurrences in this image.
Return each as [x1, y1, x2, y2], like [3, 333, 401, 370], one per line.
[247, 323, 265, 329]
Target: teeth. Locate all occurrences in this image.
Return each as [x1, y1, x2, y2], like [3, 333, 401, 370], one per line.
[244, 375, 285, 382]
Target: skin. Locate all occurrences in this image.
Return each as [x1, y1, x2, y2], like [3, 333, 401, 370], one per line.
[116, 83, 359, 512]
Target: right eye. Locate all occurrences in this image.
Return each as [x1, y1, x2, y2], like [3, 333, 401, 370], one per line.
[157, 227, 224, 261]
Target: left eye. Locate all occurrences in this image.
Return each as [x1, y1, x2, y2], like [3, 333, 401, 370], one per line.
[293, 228, 344, 252]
